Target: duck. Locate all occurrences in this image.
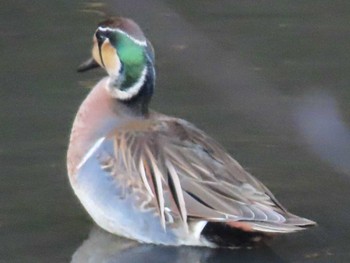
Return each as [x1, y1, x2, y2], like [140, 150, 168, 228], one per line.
[67, 17, 315, 248]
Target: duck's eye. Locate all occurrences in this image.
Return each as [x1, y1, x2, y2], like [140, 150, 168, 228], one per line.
[95, 30, 108, 43]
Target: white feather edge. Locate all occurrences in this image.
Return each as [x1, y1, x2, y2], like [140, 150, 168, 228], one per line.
[77, 137, 106, 170]
[144, 147, 166, 230]
[165, 159, 188, 232]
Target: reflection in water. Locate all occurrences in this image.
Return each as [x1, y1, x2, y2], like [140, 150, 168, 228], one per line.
[72, 227, 285, 263]
[294, 92, 350, 175]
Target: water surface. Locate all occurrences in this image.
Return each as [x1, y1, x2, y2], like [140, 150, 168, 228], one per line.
[1, 0, 350, 262]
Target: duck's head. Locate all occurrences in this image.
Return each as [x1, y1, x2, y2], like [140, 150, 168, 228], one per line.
[79, 17, 155, 101]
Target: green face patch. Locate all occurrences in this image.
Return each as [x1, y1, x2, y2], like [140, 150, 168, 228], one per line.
[111, 32, 146, 90]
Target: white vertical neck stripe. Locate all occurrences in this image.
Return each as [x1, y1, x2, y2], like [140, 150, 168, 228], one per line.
[107, 66, 148, 100]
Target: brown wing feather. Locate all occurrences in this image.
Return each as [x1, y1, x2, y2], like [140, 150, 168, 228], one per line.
[107, 114, 308, 231]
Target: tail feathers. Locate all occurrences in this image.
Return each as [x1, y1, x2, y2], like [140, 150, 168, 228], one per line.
[249, 214, 316, 233]
[284, 214, 316, 227]
[250, 222, 304, 233]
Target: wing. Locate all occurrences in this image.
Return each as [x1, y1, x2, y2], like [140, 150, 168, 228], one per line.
[102, 114, 313, 232]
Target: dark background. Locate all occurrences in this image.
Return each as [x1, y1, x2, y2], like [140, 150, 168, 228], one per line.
[1, 1, 350, 262]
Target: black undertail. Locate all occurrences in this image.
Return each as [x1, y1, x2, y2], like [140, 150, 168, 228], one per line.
[201, 222, 270, 248]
